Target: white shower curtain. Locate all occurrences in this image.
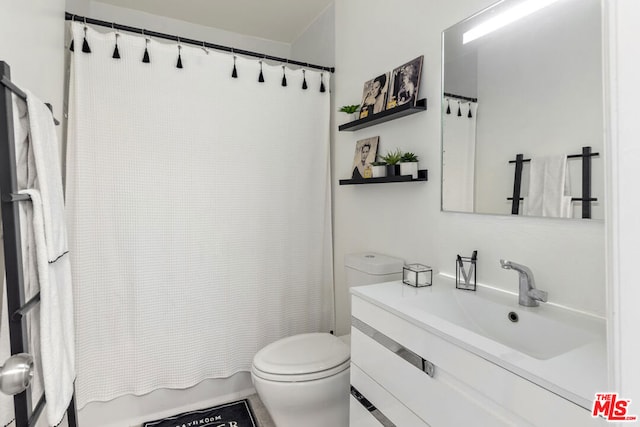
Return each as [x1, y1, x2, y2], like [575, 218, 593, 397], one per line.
[442, 101, 478, 212]
[66, 23, 333, 407]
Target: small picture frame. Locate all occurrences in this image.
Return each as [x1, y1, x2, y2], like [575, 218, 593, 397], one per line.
[387, 56, 424, 110]
[351, 137, 379, 179]
[359, 73, 390, 119]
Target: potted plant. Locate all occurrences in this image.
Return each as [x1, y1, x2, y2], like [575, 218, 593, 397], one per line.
[371, 160, 387, 178]
[339, 104, 361, 122]
[400, 152, 419, 179]
[380, 149, 403, 177]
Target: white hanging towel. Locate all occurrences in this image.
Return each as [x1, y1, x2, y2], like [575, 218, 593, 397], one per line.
[1, 95, 44, 427]
[19, 91, 75, 426]
[523, 155, 573, 218]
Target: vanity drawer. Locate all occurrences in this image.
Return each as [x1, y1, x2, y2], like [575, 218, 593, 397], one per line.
[350, 393, 379, 427]
[352, 295, 605, 427]
[351, 327, 522, 426]
[351, 363, 428, 427]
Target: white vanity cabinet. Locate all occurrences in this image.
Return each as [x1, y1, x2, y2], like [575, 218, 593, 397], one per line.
[350, 294, 605, 427]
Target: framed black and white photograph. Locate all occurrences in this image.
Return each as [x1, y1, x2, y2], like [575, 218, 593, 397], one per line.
[359, 73, 390, 119]
[387, 56, 424, 110]
[351, 136, 379, 179]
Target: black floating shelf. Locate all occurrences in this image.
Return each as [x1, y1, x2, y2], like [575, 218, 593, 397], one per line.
[339, 169, 428, 185]
[338, 99, 427, 132]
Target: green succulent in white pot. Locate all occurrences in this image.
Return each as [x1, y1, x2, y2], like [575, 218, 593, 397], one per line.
[339, 104, 361, 122]
[399, 152, 419, 179]
[380, 149, 403, 177]
[371, 160, 387, 178]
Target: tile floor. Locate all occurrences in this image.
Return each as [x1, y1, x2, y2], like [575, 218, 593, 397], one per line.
[247, 393, 276, 427]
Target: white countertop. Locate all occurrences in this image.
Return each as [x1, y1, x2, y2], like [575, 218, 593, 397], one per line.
[351, 276, 607, 410]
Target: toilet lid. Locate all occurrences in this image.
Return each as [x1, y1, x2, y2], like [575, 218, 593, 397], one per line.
[252, 333, 350, 378]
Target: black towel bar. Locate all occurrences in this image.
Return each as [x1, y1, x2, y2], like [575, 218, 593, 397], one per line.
[1, 193, 31, 202]
[507, 146, 599, 218]
[12, 292, 41, 320]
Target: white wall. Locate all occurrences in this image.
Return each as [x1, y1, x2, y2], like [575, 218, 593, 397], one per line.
[333, 0, 606, 336]
[0, 0, 66, 135]
[606, 0, 640, 406]
[65, 0, 89, 15]
[291, 3, 335, 68]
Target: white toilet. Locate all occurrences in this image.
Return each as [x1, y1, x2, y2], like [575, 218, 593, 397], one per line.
[251, 252, 404, 427]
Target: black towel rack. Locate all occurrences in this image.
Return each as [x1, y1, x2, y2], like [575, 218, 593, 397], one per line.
[507, 146, 599, 219]
[443, 92, 478, 103]
[0, 61, 77, 427]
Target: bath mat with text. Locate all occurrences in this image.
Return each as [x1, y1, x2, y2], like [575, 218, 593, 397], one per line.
[142, 399, 258, 427]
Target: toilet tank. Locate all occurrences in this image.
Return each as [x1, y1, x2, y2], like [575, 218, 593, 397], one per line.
[344, 252, 404, 288]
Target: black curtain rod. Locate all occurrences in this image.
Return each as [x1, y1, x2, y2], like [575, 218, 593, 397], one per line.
[444, 92, 478, 103]
[65, 12, 335, 73]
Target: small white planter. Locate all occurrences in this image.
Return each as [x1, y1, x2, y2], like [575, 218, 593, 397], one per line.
[400, 162, 419, 179]
[372, 165, 387, 178]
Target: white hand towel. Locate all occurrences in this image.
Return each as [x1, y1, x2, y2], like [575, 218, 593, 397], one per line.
[24, 90, 68, 261]
[523, 155, 573, 218]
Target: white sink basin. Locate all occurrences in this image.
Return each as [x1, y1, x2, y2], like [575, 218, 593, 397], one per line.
[351, 279, 607, 409]
[403, 287, 601, 360]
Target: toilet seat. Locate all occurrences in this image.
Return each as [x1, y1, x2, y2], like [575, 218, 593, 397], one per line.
[252, 333, 350, 382]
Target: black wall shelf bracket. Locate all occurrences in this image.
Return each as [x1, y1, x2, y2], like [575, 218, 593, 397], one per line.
[339, 169, 428, 185]
[338, 99, 427, 132]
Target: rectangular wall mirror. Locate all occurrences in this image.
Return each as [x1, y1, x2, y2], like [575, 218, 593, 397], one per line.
[441, 0, 603, 219]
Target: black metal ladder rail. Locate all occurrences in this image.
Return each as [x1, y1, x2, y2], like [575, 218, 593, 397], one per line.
[507, 146, 599, 218]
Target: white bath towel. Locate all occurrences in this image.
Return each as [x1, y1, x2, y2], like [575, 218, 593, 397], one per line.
[18, 189, 75, 426]
[524, 155, 573, 218]
[1, 95, 44, 427]
[15, 90, 75, 426]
